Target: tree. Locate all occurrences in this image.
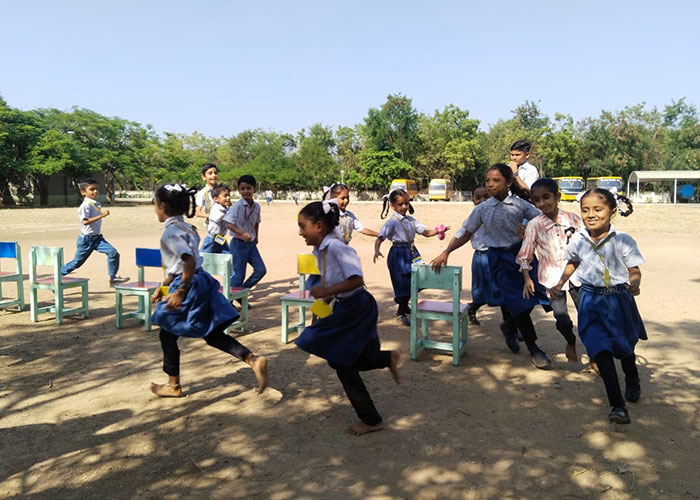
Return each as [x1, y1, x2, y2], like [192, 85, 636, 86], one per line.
[346, 150, 412, 191]
[362, 94, 421, 165]
[294, 123, 338, 188]
[538, 114, 582, 177]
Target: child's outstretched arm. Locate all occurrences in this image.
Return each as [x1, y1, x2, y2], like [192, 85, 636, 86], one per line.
[550, 261, 579, 299]
[627, 266, 641, 296]
[373, 236, 385, 263]
[360, 228, 379, 237]
[419, 226, 451, 238]
[82, 211, 110, 225]
[311, 275, 364, 300]
[430, 232, 471, 271]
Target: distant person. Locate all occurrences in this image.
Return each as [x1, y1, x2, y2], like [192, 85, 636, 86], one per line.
[200, 183, 232, 254]
[265, 189, 273, 206]
[323, 183, 379, 244]
[293, 191, 299, 205]
[195, 163, 219, 228]
[61, 178, 129, 286]
[509, 140, 539, 193]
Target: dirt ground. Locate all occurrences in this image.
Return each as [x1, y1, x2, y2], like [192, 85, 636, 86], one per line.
[1, 198, 699, 500]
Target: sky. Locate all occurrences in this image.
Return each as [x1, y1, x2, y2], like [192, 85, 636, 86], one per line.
[2, 0, 699, 138]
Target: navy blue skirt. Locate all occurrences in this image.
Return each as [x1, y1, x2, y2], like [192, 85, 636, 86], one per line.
[487, 244, 550, 316]
[152, 270, 239, 338]
[577, 284, 647, 360]
[295, 289, 380, 367]
[387, 244, 413, 299]
[471, 250, 503, 306]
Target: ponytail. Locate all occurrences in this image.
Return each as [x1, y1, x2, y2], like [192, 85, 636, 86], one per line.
[154, 184, 197, 218]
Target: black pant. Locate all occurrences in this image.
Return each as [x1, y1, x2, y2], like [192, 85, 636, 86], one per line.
[329, 343, 392, 426]
[594, 351, 639, 407]
[160, 321, 251, 377]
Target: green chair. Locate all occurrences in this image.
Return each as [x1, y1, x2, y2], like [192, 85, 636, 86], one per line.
[280, 253, 320, 343]
[29, 246, 89, 324]
[114, 248, 162, 331]
[200, 252, 249, 332]
[0, 242, 25, 311]
[410, 264, 468, 366]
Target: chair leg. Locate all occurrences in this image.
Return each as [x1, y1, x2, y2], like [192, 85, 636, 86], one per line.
[55, 288, 63, 325]
[17, 278, 25, 311]
[115, 290, 123, 328]
[239, 294, 248, 332]
[281, 303, 289, 343]
[144, 293, 153, 332]
[81, 283, 89, 318]
[410, 314, 418, 360]
[452, 320, 460, 366]
[30, 287, 38, 322]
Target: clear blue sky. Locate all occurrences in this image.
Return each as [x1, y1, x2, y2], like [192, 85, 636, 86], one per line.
[2, 0, 698, 137]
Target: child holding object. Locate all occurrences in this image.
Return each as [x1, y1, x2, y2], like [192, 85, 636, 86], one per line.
[295, 200, 400, 436]
[150, 184, 267, 397]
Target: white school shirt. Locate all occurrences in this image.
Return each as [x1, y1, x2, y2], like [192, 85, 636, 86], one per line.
[460, 195, 541, 248]
[468, 226, 488, 252]
[206, 202, 228, 237]
[332, 209, 365, 244]
[379, 211, 426, 243]
[517, 161, 540, 189]
[195, 186, 214, 224]
[223, 198, 261, 242]
[78, 198, 102, 235]
[563, 225, 644, 287]
[160, 216, 203, 276]
[313, 233, 364, 298]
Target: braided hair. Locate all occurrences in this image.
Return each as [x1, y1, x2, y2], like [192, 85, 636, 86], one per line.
[154, 184, 197, 218]
[299, 200, 340, 232]
[380, 188, 415, 219]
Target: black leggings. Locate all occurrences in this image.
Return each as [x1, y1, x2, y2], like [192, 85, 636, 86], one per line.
[159, 321, 251, 377]
[594, 351, 639, 407]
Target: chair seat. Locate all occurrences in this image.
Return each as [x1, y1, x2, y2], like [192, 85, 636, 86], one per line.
[0, 271, 20, 278]
[217, 286, 251, 295]
[115, 280, 161, 290]
[282, 290, 313, 300]
[417, 299, 469, 314]
[36, 276, 88, 285]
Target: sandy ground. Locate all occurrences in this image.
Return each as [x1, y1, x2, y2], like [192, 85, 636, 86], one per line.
[1, 199, 699, 500]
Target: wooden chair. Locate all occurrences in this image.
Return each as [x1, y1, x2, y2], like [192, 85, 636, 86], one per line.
[280, 253, 320, 343]
[114, 248, 162, 331]
[0, 242, 25, 311]
[200, 252, 249, 332]
[410, 264, 468, 366]
[29, 246, 89, 324]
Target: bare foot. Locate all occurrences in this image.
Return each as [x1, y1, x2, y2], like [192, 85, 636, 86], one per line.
[150, 382, 182, 398]
[565, 344, 578, 363]
[250, 356, 268, 393]
[590, 360, 600, 376]
[390, 350, 401, 384]
[345, 420, 384, 436]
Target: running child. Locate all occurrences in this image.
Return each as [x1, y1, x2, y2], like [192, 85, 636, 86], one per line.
[223, 175, 267, 292]
[295, 200, 400, 436]
[195, 163, 219, 228]
[61, 178, 129, 286]
[431, 164, 554, 370]
[517, 177, 586, 363]
[374, 189, 449, 326]
[200, 183, 232, 254]
[323, 183, 379, 243]
[149, 183, 267, 397]
[550, 188, 645, 424]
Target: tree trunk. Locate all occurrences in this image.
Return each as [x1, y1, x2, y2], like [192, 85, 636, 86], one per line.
[32, 174, 50, 206]
[105, 169, 114, 204]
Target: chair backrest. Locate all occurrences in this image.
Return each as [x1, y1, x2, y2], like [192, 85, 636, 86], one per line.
[29, 246, 63, 284]
[134, 248, 162, 283]
[201, 252, 232, 290]
[297, 253, 320, 292]
[0, 242, 21, 273]
[411, 264, 463, 305]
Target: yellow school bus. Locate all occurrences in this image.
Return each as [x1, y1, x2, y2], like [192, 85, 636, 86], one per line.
[428, 178, 453, 201]
[553, 176, 585, 201]
[586, 176, 623, 195]
[390, 179, 419, 200]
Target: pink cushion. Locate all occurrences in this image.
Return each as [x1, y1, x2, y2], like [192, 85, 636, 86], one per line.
[115, 281, 160, 290]
[230, 287, 248, 293]
[0, 271, 18, 277]
[36, 276, 88, 284]
[282, 290, 313, 300]
[417, 300, 468, 314]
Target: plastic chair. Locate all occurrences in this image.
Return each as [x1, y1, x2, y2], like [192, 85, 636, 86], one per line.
[0, 242, 25, 311]
[114, 248, 162, 331]
[280, 253, 320, 343]
[410, 264, 468, 366]
[200, 252, 249, 332]
[29, 246, 89, 324]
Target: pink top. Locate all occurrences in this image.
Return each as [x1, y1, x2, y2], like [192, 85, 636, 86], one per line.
[516, 210, 585, 290]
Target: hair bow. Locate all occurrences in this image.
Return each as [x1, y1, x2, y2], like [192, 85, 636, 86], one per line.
[322, 198, 338, 214]
[164, 184, 187, 192]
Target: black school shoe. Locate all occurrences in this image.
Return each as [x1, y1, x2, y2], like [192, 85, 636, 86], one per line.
[109, 276, 130, 286]
[608, 405, 631, 424]
[396, 314, 411, 327]
[467, 304, 480, 325]
[499, 322, 521, 353]
[625, 377, 641, 403]
[529, 349, 553, 370]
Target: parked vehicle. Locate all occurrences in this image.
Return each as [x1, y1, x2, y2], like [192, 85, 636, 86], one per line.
[586, 176, 623, 195]
[428, 178, 453, 201]
[390, 179, 419, 200]
[552, 176, 585, 201]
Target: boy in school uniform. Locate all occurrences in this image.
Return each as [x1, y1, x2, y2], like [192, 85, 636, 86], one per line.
[223, 175, 267, 292]
[61, 178, 129, 286]
[509, 140, 540, 193]
[200, 183, 232, 253]
[195, 163, 219, 228]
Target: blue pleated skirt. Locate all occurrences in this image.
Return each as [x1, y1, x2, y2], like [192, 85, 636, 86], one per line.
[471, 250, 503, 306]
[387, 244, 412, 300]
[577, 284, 647, 360]
[295, 289, 380, 367]
[151, 269, 239, 338]
[487, 244, 550, 316]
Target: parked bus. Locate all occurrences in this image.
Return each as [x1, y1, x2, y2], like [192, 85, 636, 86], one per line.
[552, 176, 585, 201]
[586, 176, 623, 195]
[390, 179, 419, 200]
[428, 178, 453, 201]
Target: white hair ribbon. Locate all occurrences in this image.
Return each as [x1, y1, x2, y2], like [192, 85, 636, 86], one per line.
[164, 184, 187, 192]
[322, 198, 338, 214]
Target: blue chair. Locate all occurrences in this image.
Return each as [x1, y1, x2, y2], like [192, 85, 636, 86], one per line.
[0, 242, 25, 311]
[114, 248, 162, 331]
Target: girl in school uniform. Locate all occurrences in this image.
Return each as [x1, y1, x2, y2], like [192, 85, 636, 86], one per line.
[374, 189, 448, 326]
[551, 188, 645, 424]
[323, 183, 379, 244]
[517, 177, 586, 363]
[295, 200, 400, 436]
[431, 164, 554, 370]
[149, 184, 267, 397]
